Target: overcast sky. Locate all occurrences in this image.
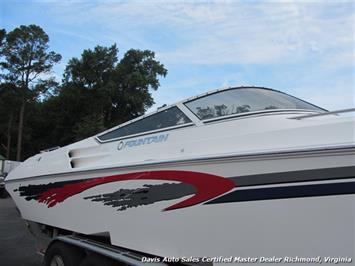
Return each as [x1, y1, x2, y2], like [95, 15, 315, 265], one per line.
[1, 0, 354, 111]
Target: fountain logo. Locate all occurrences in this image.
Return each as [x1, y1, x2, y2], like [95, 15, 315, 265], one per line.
[117, 133, 169, 150]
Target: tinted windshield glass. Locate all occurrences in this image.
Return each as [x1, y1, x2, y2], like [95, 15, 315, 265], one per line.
[185, 88, 323, 120]
[98, 106, 192, 141]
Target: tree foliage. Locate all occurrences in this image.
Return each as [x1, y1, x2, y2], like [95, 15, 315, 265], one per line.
[46, 44, 167, 144]
[0, 25, 167, 160]
[0, 25, 61, 160]
[0, 29, 6, 49]
[1, 25, 61, 96]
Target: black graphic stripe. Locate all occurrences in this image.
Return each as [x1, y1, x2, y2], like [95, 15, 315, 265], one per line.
[205, 181, 355, 205]
[230, 166, 355, 187]
[84, 183, 195, 211]
[15, 179, 85, 201]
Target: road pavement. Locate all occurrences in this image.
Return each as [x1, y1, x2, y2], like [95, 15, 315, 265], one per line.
[0, 196, 42, 266]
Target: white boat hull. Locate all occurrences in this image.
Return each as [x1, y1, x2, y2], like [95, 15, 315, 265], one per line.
[6, 148, 355, 260]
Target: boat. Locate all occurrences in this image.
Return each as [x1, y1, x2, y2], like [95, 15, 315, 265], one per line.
[5, 86, 355, 260]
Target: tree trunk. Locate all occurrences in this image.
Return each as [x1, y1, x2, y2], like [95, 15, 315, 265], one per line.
[6, 112, 13, 159]
[16, 101, 25, 161]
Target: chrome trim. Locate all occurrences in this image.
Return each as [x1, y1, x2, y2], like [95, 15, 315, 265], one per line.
[289, 108, 355, 120]
[53, 235, 167, 266]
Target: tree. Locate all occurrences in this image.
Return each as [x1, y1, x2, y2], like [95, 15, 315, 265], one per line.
[0, 29, 6, 49]
[112, 49, 167, 125]
[63, 44, 118, 130]
[0, 31, 167, 160]
[0, 82, 21, 159]
[59, 45, 167, 141]
[0, 25, 61, 160]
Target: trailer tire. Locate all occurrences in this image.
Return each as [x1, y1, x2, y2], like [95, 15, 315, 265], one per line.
[0, 188, 6, 198]
[79, 254, 119, 266]
[44, 242, 84, 266]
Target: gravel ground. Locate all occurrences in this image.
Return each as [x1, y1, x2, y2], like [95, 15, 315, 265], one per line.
[0, 196, 42, 266]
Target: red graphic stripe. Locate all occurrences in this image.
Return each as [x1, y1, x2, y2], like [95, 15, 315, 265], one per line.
[37, 171, 235, 211]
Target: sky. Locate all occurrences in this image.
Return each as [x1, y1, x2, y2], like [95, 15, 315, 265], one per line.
[1, 0, 354, 111]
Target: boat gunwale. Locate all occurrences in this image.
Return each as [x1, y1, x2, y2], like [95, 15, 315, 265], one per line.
[5, 145, 355, 183]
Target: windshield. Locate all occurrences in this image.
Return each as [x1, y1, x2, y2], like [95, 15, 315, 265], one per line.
[97, 106, 192, 141]
[184, 88, 324, 120]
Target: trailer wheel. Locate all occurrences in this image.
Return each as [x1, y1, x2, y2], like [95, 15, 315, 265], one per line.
[79, 254, 119, 266]
[44, 242, 84, 266]
[0, 188, 6, 198]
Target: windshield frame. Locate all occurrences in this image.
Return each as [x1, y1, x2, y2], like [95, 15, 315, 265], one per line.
[95, 105, 195, 143]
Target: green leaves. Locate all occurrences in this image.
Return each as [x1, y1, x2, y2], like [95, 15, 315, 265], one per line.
[73, 114, 105, 141]
[0, 25, 167, 160]
[1, 25, 61, 91]
[61, 44, 167, 131]
[64, 44, 118, 89]
[0, 24, 62, 160]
